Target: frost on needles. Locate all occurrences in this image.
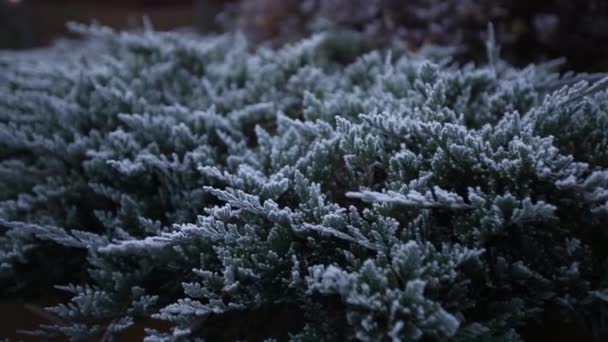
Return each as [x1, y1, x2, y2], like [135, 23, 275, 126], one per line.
[1, 23, 608, 341]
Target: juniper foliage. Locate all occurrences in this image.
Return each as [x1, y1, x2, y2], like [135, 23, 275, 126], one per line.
[1, 24, 608, 341]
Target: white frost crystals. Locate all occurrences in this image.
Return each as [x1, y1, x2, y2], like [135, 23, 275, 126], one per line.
[1, 23, 608, 340]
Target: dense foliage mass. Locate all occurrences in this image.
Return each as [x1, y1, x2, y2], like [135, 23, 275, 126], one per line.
[219, 0, 608, 71]
[1, 24, 608, 341]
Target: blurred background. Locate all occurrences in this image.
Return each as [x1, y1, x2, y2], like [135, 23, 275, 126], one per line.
[0, 0, 227, 48]
[2, 0, 608, 70]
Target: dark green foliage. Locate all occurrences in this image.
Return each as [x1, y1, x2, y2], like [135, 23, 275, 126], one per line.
[1, 24, 608, 341]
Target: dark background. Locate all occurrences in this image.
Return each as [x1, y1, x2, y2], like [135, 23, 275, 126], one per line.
[0, 0, 230, 49]
[3, 0, 608, 70]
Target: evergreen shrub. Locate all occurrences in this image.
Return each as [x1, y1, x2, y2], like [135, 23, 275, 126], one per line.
[1, 24, 608, 340]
